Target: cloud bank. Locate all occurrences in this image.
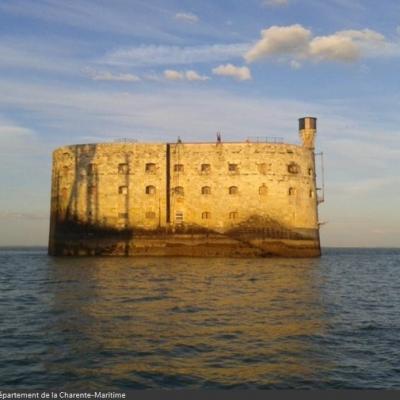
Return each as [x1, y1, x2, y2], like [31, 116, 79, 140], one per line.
[102, 43, 250, 67]
[245, 24, 390, 64]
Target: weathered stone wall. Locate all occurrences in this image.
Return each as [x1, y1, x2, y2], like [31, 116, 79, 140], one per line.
[49, 120, 321, 257]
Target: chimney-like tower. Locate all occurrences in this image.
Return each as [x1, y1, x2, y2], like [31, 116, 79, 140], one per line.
[299, 117, 317, 149]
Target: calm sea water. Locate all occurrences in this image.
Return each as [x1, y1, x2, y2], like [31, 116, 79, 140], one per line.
[1, 248, 400, 390]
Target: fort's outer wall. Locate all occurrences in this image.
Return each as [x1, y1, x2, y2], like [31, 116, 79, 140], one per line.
[49, 135, 320, 257]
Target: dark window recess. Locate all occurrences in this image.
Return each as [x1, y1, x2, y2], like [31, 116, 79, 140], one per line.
[174, 164, 184, 172]
[119, 186, 128, 195]
[308, 168, 313, 176]
[228, 163, 238, 172]
[229, 211, 238, 220]
[145, 163, 156, 173]
[174, 186, 184, 196]
[288, 187, 296, 196]
[146, 185, 156, 195]
[229, 186, 238, 195]
[201, 164, 211, 173]
[118, 163, 129, 174]
[201, 186, 211, 195]
[202, 211, 211, 220]
[288, 163, 300, 174]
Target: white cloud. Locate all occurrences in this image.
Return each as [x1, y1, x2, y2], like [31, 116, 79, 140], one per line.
[164, 69, 185, 80]
[212, 64, 252, 81]
[185, 70, 209, 81]
[164, 69, 209, 81]
[85, 68, 140, 82]
[102, 43, 250, 67]
[175, 12, 199, 23]
[309, 34, 360, 62]
[309, 29, 385, 62]
[245, 24, 393, 65]
[245, 24, 311, 63]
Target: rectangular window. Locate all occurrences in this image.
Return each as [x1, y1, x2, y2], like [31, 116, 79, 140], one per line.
[228, 163, 238, 172]
[118, 163, 129, 174]
[119, 186, 128, 195]
[145, 163, 156, 173]
[202, 211, 211, 220]
[174, 164, 184, 172]
[229, 211, 238, 220]
[201, 164, 211, 173]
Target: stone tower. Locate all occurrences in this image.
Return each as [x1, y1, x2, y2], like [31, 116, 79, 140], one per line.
[299, 117, 317, 149]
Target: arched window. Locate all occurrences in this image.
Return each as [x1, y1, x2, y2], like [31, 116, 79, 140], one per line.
[229, 211, 238, 220]
[145, 163, 156, 173]
[259, 184, 268, 195]
[174, 164, 184, 172]
[309, 189, 314, 198]
[288, 187, 296, 196]
[201, 186, 211, 195]
[174, 186, 184, 196]
[229, 186, 238, 195]
[202, 211, 211, 220]
[287, 162, 300, 174]
[145, 185, 156, 195]
[201, 164, 211, 173]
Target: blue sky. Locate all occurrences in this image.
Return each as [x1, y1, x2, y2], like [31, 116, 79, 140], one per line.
[0, 0, 399, 247]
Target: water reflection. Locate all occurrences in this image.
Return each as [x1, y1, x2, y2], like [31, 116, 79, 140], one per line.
[42, 257, 331, 388]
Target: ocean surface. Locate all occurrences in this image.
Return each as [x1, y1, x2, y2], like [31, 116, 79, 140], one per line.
[1, 247, 400, 390]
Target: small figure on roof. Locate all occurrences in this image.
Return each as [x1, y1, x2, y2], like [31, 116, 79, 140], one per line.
[177, 136, 182, 143]
[216, 132, 221, 143]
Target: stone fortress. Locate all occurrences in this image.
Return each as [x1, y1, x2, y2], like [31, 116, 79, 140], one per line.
[49, 117, 323, 257]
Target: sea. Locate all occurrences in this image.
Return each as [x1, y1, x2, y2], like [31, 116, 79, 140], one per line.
[0, 247, 399, 390]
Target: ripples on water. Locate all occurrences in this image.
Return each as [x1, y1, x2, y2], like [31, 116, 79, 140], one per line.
[0, 248, 400, 389]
